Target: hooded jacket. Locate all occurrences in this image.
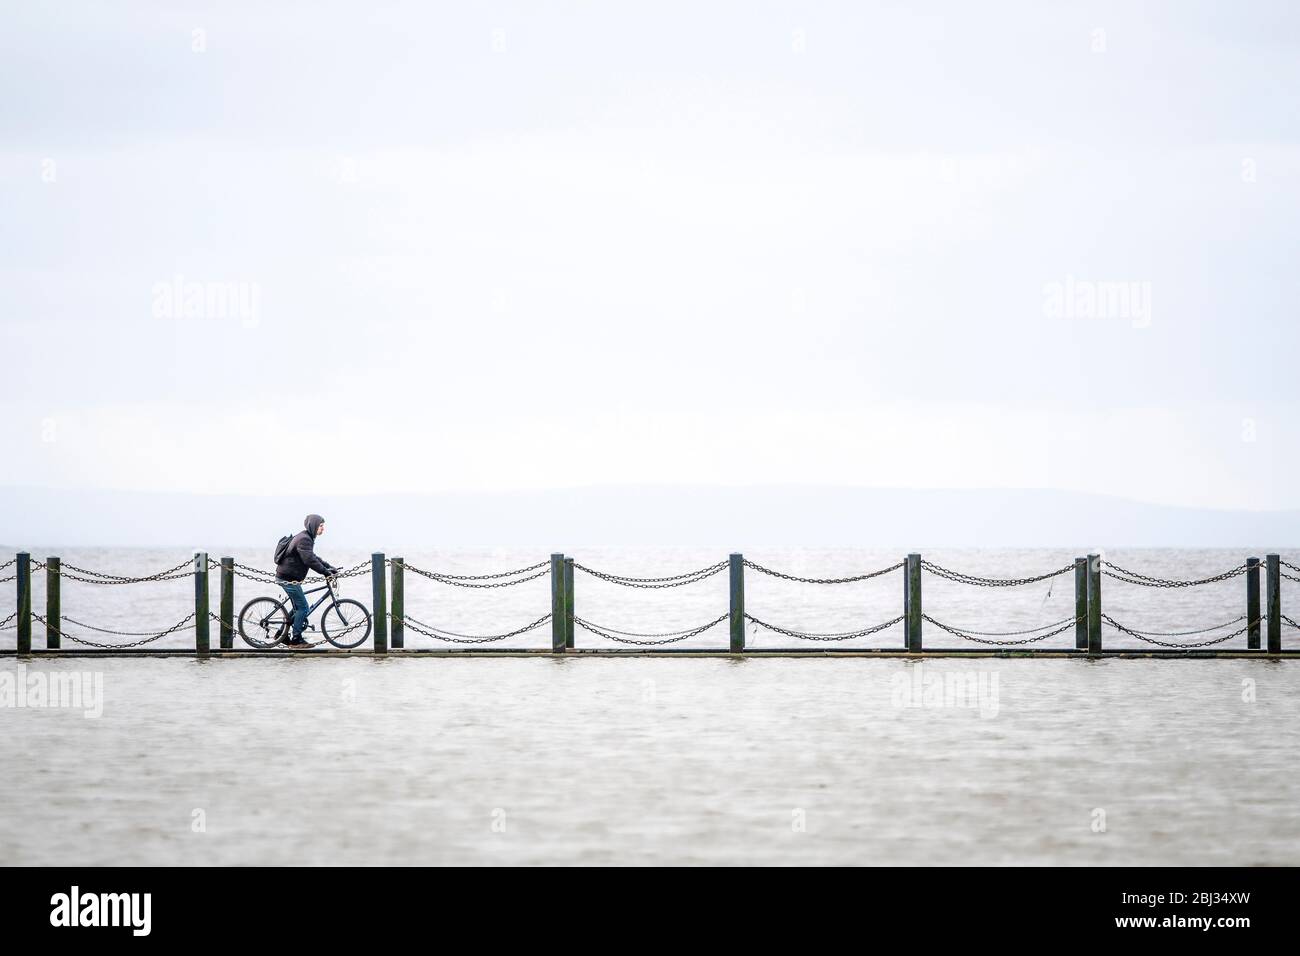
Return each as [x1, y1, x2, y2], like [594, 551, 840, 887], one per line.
[275, 514, 337, 582]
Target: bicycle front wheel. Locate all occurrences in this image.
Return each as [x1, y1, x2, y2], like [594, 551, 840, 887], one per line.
[239, 596, 289, 649]
[321, 599, 372, 649]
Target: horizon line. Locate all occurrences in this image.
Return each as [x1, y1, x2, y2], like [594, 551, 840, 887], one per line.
[2, 482, 1297, 516]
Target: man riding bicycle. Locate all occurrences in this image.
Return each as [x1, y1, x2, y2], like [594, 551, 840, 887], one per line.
[275, 514, 340, 646]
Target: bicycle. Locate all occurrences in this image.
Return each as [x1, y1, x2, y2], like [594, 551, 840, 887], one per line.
[237, 576, 372, 649]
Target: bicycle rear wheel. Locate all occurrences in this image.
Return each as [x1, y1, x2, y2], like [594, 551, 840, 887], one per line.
[239, 596, 290, 648]
[321, 599, 372, 649]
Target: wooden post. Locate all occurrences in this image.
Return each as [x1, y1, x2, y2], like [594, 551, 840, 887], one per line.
[372, 553, 388, 653]
[194, 552, 210, 656]
[1074, 557, 1087, 650]
[45, 556, 60, 650]
[16, 552, 31, 654]
[219, 557, 234, 650]
[1266, 554, 1281, 654]
[906, 553, 922, 652]
[1246, 557, 1261, 650]
[390, 556, 404, 650]
[902, 554, 909, 647]
[563, 557, 575, 649]
[729, 553, 745, 652]
[550, 554, 565, 652]
[1086, 553, 1102, 654]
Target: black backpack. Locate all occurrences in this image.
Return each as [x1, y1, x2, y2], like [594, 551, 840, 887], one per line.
[273, 533, 295, 564]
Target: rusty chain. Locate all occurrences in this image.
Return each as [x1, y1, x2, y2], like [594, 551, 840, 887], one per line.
[321, 560, 370, 579]
[575, 613, 729, 646]
[1104, 616, 1246, 637]
[401, 612, 552, 644]
[922, 614, 1080, 646]
[403, 563, 550, 588]
[59, 615, 197, 638]
[573, 560, 728, 588]
[1102, 562, 1247, 588]
[743, 559, 904, 584]
[744, 613, 904, 642]
[229, 562, 278, 583]
[52, 557, 195, 585]
[417, 560, 550, 580]
[1102, 614, 1254, 648]
[921, 560, 1074, 587]
[33, 612, 197, 649]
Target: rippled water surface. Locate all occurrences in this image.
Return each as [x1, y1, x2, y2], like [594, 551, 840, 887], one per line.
[2, 548, 1299, 864]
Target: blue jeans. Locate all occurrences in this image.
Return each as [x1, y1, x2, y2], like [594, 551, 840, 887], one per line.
[280, 581, 309, 637]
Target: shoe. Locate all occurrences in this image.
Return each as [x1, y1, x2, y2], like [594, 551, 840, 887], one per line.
[285, 635, 311, 647]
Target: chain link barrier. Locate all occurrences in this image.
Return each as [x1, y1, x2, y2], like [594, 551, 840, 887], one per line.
[1095, 560, 1258, 647]
[1101, 562, 1247, 588]
[33, 612, 197, 649]
[5, 551, 1293, 651]
[743, 559, 904, 585]
[922, 614, 1080, 646]
[1104, 616, 1246, 637]
[921, 560, 1074, 587]
[1101, 614, 1254, 648]
[575, 613, 729, 646]
[572, 560, 728, 589]
[228, 562, 278, 584]
[417, 560, 550, 581]
[52, 558, 194, 585]
[744, 613, 904, 643]
[23, 556, 374, 588]
[323, 560, 370, 579]
[400, 612, 552, 644]
[403, 563, 550, 589]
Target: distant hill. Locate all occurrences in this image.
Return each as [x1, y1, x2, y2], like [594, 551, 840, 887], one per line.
[1, 484, 1297, 550]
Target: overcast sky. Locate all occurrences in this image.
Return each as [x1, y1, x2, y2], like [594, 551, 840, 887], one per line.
[2, 1, 1298, 512]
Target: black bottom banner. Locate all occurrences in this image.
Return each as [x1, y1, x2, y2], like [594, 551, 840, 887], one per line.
[0, 866, 1293, 944]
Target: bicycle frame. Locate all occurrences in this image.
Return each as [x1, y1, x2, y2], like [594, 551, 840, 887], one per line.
[295, 579, 338, 618]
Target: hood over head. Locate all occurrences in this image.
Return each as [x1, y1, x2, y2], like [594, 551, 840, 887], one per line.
[304, 514, 325, 538]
